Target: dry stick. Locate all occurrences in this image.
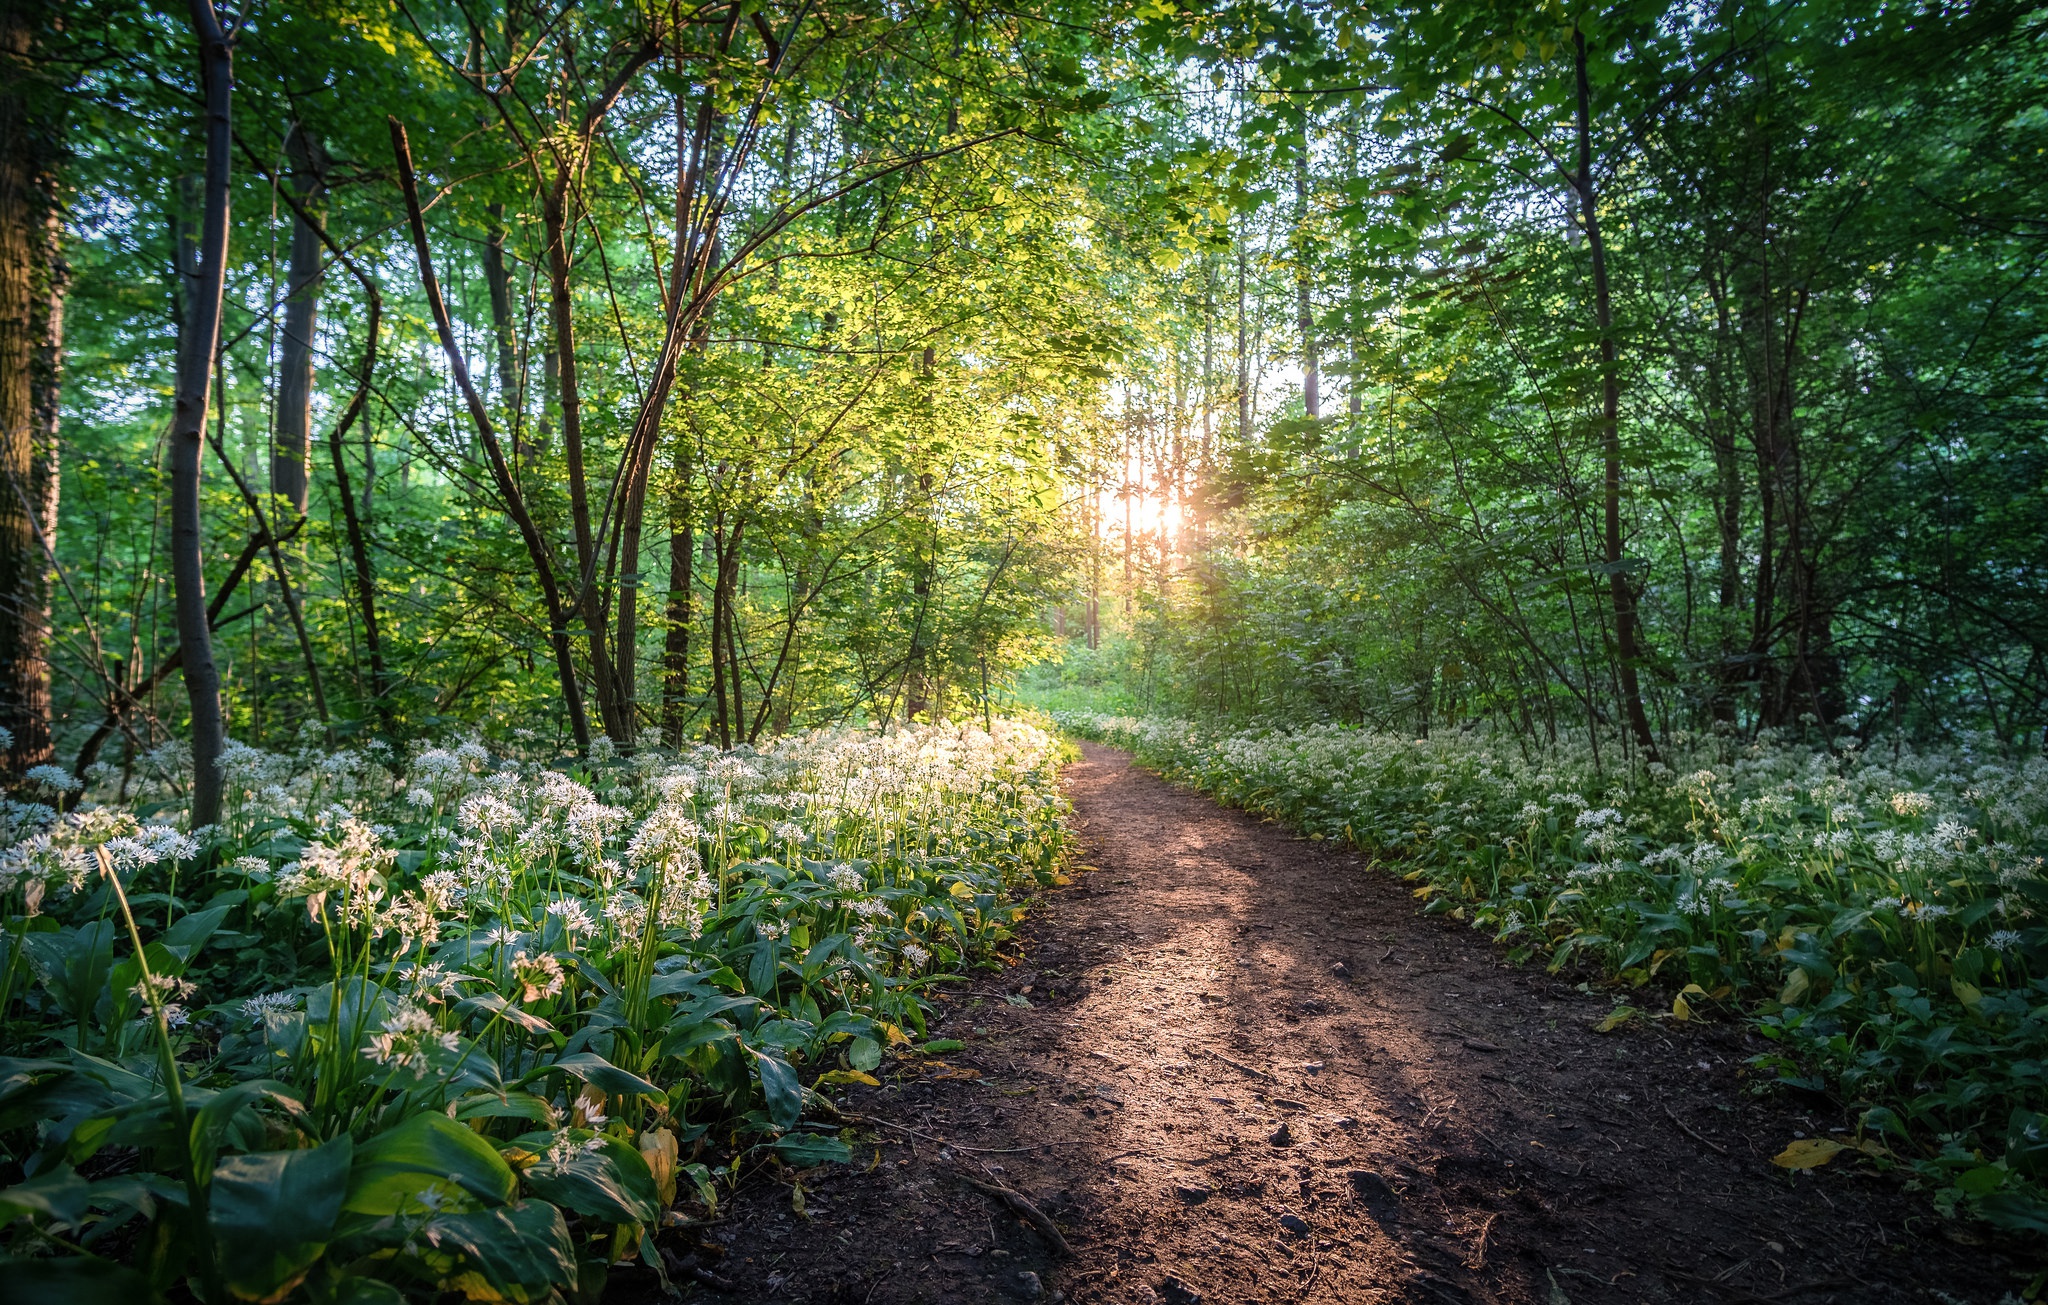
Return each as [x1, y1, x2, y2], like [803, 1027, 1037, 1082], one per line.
[955, 1173, 1073, 1257]
[1662, 1103, 1729, 1155]
[1212, 1048, 1270, 1080]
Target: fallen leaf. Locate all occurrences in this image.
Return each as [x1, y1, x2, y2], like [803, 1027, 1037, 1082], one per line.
[815, 1070, 881, 1087]
[1671, 993, 1692, 1022]
[1771, 1138, 1846, 1169]
[1594, 1006, 1639, 1033]
[1778, 968, 1811, 1006]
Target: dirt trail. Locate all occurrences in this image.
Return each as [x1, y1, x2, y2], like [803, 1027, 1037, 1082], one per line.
[671, 744, 2023, 1304]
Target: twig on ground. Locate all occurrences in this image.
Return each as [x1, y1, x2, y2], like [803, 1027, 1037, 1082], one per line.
[1662, 1104, 1730, 1154]
[1211, 1049, 1270, 1079]
[956, 1172, 1074, 1256]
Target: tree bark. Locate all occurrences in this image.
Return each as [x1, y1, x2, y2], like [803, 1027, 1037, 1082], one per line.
[1294, 151, 1318, 420]
[0, 0, 65, 775]
[1572, 24, 1658, 763]
[271, 127, 322, 514]
[171, 0, 233, 827]
[482, 200, 519, 406]
[661, 432, 693, 745]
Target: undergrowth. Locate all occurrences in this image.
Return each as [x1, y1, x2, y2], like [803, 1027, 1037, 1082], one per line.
[0, 719, 1070, 1302]
[1058, 711, 2048, 1237]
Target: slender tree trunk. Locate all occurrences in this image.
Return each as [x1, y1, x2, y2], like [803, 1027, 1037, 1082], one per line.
[0, 0, 65, 775]
[325, 288, 389, 724]
[1572, 24, 1658, 763]
[661, 433, 693, 745]
[271, 127, 321, 514]
[541, 186, 626, 740]
[709, 514, 730, 748]
[1235, 231, 1250, 439]
[172, 1, 233, 827]
[1294, 151, 1317, 419]
[482, 200, 519, 406]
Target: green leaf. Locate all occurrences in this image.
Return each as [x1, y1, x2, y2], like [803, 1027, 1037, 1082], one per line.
[457, 991, 556, 1037]
[846, 1036, 882, 1073]
[343, 1112, 517, 1217]
[1978, 1192, 2048, 1235]
[547, 1052, 663, 1102]
[919, 1038, 965, 1054]
[0, 1165, 97, 1229]
[162, 903, 234, 962]
[748, 1046, 802, 1129]
[418, 1200, 577, 1303]
[209, 1135, 352, 1300]
[189, 1080, 301, 1181]
[454, 1092, 557, 1125]
[513, 1133, 661, 1226]
[23, 921, 117, 1025]
[771, 1133, 854, 1168]
[0, 1256, 159, 1305]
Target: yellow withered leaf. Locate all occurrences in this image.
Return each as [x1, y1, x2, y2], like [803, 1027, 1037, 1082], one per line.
[1671, 993, 1692, 1022]
[815, 1070, 881, 1087]
[1772, 1138, 1846, 1169]
[1594, 1006, 1638, 1033]
[1778, 968, 1811, 1006]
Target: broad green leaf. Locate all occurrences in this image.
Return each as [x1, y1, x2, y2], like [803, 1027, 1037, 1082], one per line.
[343, 1112, 517, 1216]
[417, 1200, 576, 1303]
[512, 1132, 661, 1226]
[771, 1133, 854, 1168]
[209, 1135, 352, 1301]
[0, 1165, 97, 1229]
[748, 1047, 802, 1129]
[547, 1051, 662, 1102]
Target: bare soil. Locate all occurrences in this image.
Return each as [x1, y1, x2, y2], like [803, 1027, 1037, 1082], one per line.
[646, 743, 2031, 1304]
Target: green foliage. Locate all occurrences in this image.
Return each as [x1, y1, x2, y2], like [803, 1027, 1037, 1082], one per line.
[0, 720, 1068, 1299]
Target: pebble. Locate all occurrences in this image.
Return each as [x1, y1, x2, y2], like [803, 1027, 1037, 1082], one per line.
[1267, 1121, 1294, 1146]
[1330, 962, 1352, 979]
[1017, 1269, 1043, 1298]
[1278, 1214, 1312, 1236]
[1173, 1183, 1212, 1204]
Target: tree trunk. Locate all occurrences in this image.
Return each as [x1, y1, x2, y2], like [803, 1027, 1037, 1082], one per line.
[172, 1, 233, 827]
[1294, 151, 1317, 419]
[271, 127, 322, 515]
[482, 200, 519, 407]
[324, 288, 389, 724]
[1572, 24, 1658, 763]
[661, 434, 693, 745]
[0, 0, 65, 776]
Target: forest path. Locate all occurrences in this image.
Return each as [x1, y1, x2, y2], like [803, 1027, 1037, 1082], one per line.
[688, 744, 2017, 1305]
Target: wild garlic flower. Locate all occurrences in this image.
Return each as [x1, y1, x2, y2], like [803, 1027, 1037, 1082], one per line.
[548, 899, 596, 937]
[23, 764, 80, 793]
[241, 990, 300, 1024]
[362, 1001, 459, 1074]
[827, 864, 866, 893]
[510, 950, 566, 1002]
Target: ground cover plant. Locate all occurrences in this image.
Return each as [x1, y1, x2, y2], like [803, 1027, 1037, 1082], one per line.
[1058, 712, 2048, 1235]
[0, 718, 1068, 1302]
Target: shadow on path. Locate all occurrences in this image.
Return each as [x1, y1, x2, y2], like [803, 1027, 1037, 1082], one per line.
[688, 744, 2020, 1305]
